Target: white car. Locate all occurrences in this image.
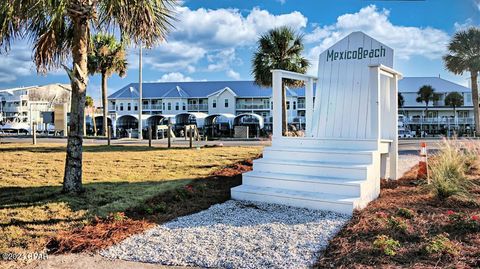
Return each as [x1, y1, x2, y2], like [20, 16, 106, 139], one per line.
[398, 130, 413, 138]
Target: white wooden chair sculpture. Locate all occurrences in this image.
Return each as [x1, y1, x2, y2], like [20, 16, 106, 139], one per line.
[232, 32, 403, 215]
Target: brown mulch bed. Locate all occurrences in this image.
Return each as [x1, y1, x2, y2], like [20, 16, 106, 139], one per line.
[46, 157, 258, 254]
[315, 165, 480, 269]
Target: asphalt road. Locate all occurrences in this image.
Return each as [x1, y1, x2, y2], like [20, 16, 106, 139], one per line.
[0, 135, 445, 153]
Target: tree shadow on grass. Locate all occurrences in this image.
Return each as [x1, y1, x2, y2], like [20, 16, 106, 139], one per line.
[0, 145, 192, 154]
[0, 179, 193, 226]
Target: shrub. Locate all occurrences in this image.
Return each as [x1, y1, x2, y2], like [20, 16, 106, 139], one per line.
[109, 212, 127, 222]
[446, 210, 480, 232]
[396, 208, 415, 219]
[428, 139, 472, 199]
[375, 212, 409, 233]
[386, 216, 409, 233]
[425, 233, 460, 256]
[373, 235, 401, 256]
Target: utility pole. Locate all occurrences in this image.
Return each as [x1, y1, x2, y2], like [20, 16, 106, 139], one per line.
[138, 44, 143, 140]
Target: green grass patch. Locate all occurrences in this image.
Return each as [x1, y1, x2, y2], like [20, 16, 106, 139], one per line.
[0, 143, 262, 253]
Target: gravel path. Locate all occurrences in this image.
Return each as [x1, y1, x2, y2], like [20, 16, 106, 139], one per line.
[101, 200, 349, 269]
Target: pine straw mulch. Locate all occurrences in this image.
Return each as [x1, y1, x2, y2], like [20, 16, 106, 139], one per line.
[315, 164, 480, 269]
[46, 157, 258, 254]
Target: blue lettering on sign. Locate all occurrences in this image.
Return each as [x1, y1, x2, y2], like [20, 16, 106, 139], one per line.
[326, 46, 386, 62]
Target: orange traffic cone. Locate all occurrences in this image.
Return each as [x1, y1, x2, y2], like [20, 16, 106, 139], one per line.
[418, 142, 428, 181]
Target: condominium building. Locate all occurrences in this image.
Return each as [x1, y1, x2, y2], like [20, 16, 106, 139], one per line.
[0, 84, 71, 130]
[108, 77, 473, 136]
[398, 77, 473, 136]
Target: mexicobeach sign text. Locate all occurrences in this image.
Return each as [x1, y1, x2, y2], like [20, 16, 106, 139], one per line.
[326, 46, 387, 62]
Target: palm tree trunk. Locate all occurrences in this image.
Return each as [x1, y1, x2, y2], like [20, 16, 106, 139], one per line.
[63, 19, 89, 193]
[281, 81, 287, 135]
[471, 71, 479, 136]
[92, 108, 97, 136]
[101, 71, 108, 137]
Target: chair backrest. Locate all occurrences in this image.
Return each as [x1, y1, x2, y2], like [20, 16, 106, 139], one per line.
[311, 32, 394, 139]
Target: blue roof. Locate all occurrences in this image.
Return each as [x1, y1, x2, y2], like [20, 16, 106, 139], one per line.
[398, 77, 470, 93]
[109, 77, 469, 99]
[109, 81, 304, 99]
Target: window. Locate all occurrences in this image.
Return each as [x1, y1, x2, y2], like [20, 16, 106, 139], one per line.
[134, 104, 138, 111]
[162, 103, 165, 110]
[168, 102, 171, 110]
[286, 101, 290, 110]
[465, 93, 472, 103]
[127, 103, 131, 111]
[182, 103, 186, 110]
[213, 99, 217, 108]
[224, 99, 229, 108]
[293, 101, 296, 110]
[175, 102, 179, 110]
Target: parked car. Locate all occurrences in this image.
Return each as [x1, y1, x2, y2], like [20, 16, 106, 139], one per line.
[398, 129, 413, 138]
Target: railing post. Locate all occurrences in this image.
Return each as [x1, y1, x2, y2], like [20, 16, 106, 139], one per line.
[148, 126, 152, 148]
[369, 66, 381, 139]
[389, 74, 399, 180]
[107, 125, 111, 146]
[272, 70, 282, 138]
[32, 122, 37, 145]
[305, 77, 314, 137]
[167, 125, 172, 148]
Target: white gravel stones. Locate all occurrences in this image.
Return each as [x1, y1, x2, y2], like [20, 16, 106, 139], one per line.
[101, 200, 350, 269]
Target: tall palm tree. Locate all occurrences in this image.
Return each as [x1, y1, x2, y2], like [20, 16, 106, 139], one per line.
[416, 85, 440, 117]
[445, 91, 464, 128]
[398, 92, 405, 108]
[444, 27, 480, 135]
[252, 26, 310, 134]
[88, 33, 127, 136]
[0, 0, 176, 193]
[416, 85, 440, 136]
[84, 95, 96, 136]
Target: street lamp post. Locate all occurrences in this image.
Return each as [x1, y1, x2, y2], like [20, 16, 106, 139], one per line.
[138, 44, 143, 140]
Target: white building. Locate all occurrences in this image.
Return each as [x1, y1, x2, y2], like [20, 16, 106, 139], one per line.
[0, 84, 71, 132]
[106, 77, 473, 137]
[399, 77, 473, 136]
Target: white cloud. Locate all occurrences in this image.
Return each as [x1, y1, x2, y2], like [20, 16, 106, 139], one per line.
[226, 69, 241, 80]
[305, 5, 450, 65]
[0, 45, 35, 82]
[206, 48, 240, 72]
[172, 6, 307, 49]
[154, 72, 194, 82]
[454, 19, 474, 32]
[132, 6, 307, 77]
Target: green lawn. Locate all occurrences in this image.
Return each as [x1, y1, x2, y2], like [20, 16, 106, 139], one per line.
[0, 143, 262, 253]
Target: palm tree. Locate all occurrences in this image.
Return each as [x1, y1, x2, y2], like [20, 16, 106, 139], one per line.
[84, 95, 96, 136]
[444, 27, 480, 135]
[252, 26, 310, 134]
[445, 91, 464, 129]
[416, 85, 440, 137]
[88, 33, 127, 136]
[416, 85, 440, 117]
[0, 0, 176, 193]
[398, 92, 405, 108]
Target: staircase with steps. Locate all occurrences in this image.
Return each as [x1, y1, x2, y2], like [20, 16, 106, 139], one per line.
[231, 137, 389, 215]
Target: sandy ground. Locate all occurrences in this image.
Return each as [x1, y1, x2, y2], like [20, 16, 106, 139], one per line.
[17, 254, 196, 269]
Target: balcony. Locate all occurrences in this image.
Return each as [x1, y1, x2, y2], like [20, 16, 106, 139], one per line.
[141, 104, 162, 110]
[403, 117, 474, 125]
[187, 104, 208, 111]
[297, 103, 305, 109]
[236, 104, 270, 110]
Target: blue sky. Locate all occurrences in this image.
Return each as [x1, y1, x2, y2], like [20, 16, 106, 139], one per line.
[0, 0, 479, 105]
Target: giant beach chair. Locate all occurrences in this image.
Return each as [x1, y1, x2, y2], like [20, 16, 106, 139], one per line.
[231, 32, 402, 215]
